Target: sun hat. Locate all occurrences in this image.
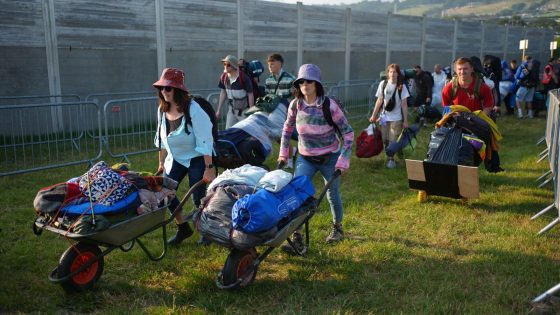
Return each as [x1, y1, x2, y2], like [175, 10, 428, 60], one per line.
[152, 68, 188, 92]
[294, 64, 322, 87]
[221, 55, 238, 70]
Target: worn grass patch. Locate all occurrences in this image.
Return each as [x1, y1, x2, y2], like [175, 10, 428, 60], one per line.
[0, 114, 559, 313]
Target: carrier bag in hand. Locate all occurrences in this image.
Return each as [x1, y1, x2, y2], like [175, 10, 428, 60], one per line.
[356, 123, 383, 158]
[231, 175, 315, 233]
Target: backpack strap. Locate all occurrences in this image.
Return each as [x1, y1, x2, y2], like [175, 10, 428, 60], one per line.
[321, 97, 343, 137]
[273, 72, 285, 95]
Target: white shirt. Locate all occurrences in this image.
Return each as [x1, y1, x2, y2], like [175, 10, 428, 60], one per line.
[375, 80, 410, 122]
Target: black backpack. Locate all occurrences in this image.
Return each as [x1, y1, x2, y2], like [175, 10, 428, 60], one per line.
[483, 55, 502, 83]
[185, 96, 218, 142]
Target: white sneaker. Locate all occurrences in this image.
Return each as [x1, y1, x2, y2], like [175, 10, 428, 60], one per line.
[528, 109, 534, 119]
[517, 108, 523, 119]
[386, 159, 396, 169]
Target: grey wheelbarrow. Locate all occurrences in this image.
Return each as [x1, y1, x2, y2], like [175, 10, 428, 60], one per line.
[214, 168, 342, 289]
[32, 180, 204, 293]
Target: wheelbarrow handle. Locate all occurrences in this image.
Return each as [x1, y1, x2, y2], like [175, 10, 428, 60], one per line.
[170, 180, 206, 218]
[315, 169, 342, 207]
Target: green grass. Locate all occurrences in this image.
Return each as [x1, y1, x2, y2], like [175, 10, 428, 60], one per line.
[1, 113, 559, 314]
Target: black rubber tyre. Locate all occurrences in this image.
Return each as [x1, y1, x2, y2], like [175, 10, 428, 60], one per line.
[222, 248, 258, 289]
[57, 242, 104, 293]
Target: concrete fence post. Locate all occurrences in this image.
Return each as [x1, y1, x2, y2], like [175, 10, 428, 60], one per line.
[420, 14, 426, 69]
[480, 20, 485, 60]
[237, 0, 244, 58]
[385, 11, 392, 67]
[42, 0, 63, 131]
[155, 0, 166, 73]
[451, 19, 458, 66]
[503, 24, 509, 61]
[297, 2, 303, 67]
[344, 7, 351, 81]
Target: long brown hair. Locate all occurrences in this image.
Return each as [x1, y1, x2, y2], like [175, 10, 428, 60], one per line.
[386, 63, 404, 91]
[157, 88, 192, 113]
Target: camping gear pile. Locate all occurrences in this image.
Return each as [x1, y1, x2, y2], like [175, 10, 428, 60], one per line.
[192, 164, 339, 289]
[430, 105, 502, 172]
[32, 161, 196, 293]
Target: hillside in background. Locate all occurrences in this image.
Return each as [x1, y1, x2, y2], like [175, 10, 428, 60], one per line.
[328, 0, 560, 30]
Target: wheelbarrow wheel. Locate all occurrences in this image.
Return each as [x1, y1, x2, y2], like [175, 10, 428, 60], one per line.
[120, 240, 135, 252]
[57, 242, 104, 293]
[222, 248, 258, 289]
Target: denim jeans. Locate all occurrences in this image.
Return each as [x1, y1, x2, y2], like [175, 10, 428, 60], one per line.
[164, 156, 206, 214]
[294, 151, 343, 224]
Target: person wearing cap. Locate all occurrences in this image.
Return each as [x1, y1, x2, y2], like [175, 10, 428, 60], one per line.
[216, 55, 254, 128]
[278, 64, 354, 252]
[153, 67, 216, 246]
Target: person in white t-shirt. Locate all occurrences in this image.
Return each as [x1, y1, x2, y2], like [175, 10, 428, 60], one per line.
[369, 63, 410, 169]
[431, 64, 447, 111]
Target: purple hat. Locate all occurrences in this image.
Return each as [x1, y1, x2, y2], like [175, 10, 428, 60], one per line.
[153, 68, 188, 92]
[294, 64, 322, 87]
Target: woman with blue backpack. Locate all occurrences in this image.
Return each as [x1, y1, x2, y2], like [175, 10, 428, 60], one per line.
[277, 64, 354, 253]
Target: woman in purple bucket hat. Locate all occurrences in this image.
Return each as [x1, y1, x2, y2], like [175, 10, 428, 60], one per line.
[278, 64, 354, 253]
[153, 67, 216, 246]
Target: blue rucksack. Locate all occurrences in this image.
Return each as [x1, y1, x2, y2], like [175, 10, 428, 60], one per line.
[231, 175, 315, 233]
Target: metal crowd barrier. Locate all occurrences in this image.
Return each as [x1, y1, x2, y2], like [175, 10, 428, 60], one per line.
[531, 89, 560, 305]
[0, 94, 81, 105]
[327, 82, 378, 120]
[0, 101, 102, 176]
[531, 89, 560, 234]
[102, 97, 159, 161]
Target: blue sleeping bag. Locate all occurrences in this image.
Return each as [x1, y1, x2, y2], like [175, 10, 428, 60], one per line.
[60, 191, 141, 216]
[232, 175, 315, 233]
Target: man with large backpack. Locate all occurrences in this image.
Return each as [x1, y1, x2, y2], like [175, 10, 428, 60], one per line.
[442, 57, 494, 115]
[216, 55, 254, 128]
[514, 55, 540, 119]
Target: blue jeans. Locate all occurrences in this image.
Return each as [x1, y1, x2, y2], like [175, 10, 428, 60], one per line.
[294, 152, 343, 224]
[164, 156, 206, 214]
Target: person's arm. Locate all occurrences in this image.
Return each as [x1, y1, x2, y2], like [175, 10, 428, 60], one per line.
[369, 82, 384, 123]
[247, 92, 254, 107]
[278, 100, 297, 163]
[216, 89, 226, 119]
[401, 97, 409, 129]
[425, 73, 433, 104]
[202, 155, 215, 183]
[158, 150, 166, 174]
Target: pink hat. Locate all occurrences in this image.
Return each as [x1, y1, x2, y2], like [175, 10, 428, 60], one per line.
[152, 68, 188, 92]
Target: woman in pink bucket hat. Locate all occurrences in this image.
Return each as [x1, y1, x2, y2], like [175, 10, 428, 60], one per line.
[277, 64, 354, 253]
[153, 67, 216, 245]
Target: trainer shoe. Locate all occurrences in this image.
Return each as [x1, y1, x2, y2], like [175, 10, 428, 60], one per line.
[326, 223, 344, 243]
[517, 108, 523, 119]
[281, 232, 307, 255]
[528, 109, 534, 119]
[386, 159, 396, 169]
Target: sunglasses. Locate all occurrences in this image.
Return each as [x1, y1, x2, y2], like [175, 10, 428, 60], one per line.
[159, 86, 173, 92]
[297, 79, 315, 85]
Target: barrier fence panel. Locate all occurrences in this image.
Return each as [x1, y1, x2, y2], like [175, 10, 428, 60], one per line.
[0, 94, 81, 105]
[327, 82, 377, 120]
[103, 97, 160, 160]
[530, 89, 560, 304]
[206, 92, 227, 130]
[0, 102, 102, 176]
